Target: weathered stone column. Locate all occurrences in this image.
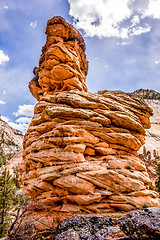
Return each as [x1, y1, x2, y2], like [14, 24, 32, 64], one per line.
[14, 16, 160, 238]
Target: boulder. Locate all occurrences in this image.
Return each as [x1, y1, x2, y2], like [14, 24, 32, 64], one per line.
[54, 215, 117, 240]
[117, 207, 160, 239]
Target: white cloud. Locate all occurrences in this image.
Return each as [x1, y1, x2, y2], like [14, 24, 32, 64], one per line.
[16, 117, 32, 124]
[117, 41, 130, 45]
[67, 0, 158, 39]
[130, 25, 151, 36]
[131, 15, 140, 25]
[1, 115, 9, 122]
[4, 5, 8, 9]
[0, 50, 9, 65]
[30, 21, 38, 28]
[0, 100, 5, 104]
[68, 0, 132, 39]
[1, 115, 24, 132]
[144, 0, 160, 19]
[3, 90, 6, 95]
[1, 104, 34, 134]
[1, 115, 31, 133]
[6, 122, 25, 132]
[13, 104, 34, 117]
[155, 59, 160, 64]
[16, 117, 32, 133]
[104, 65, 108, 69]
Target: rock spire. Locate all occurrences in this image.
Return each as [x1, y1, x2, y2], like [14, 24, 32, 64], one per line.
[17, 16, 159, 238]
[29, 16, 88, 101]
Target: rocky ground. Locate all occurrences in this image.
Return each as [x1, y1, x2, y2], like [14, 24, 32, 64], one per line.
[52, 207, 160, 240]
[5, 207, 159, 239]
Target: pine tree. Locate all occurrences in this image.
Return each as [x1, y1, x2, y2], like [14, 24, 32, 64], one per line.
[0, 168, 16, 237]
[143, 146, 147, 157]
[0, 140, 7, 167]
[156, 163, 160, 195]
[147, 150, 151, 160]
[153, 149, 157, 157]
[12, 166, 20, 189]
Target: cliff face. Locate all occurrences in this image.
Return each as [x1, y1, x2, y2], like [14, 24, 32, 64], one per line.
[130, 90, 160, 155]
[138, 99, 160, 185]
[143, 99, 160, 154]
[14, 16, 159, 238]
[0, 116, 23, 159]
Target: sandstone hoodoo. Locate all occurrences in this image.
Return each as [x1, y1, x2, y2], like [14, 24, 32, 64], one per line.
[29, 16, 88, 101]
[17, 16, 159, 237]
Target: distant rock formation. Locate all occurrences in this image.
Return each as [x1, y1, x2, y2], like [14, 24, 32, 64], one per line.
[131, 90, 160, 184]
[15, 16, 159, 238]
[130, 89, 160, 100]
[0, 117, 23, 160]
[140, 99, 160, 154]
[130, 91, 160, 155]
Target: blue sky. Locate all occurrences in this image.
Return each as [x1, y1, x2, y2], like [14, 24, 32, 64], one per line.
[0, 0, 160, 133]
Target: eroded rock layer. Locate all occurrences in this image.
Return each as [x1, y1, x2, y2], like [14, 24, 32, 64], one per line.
[20, 89, 159, 216]
[29, 16, 88, 101]
[18, 16, 159, 237]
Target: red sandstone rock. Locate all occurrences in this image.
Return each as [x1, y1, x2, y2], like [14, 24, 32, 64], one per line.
[29, 16, 88, 101]
[15, 16, 160, 239]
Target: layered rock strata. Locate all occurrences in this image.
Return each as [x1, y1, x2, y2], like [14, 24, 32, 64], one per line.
[20, 90, 159, 212]
[29, 16, 88, 101]
[18, 16, 159, 235]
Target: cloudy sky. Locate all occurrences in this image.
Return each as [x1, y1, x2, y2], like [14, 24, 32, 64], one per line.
[0, 0, 160, 133]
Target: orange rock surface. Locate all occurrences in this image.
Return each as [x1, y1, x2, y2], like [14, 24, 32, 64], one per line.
[29, 16, 88, 101]
[17, 16, 160, 237]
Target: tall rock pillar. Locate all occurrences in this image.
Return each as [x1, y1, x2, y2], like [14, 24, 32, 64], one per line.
[16, 16, 159, 238]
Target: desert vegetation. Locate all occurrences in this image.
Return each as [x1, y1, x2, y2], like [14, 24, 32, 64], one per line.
[131, 89, 160, 99]
[139, 146, 160, 195]
[0, 144, 30, 238]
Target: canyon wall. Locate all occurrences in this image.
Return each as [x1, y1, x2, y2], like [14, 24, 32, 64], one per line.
[0, 116, 23, 157]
